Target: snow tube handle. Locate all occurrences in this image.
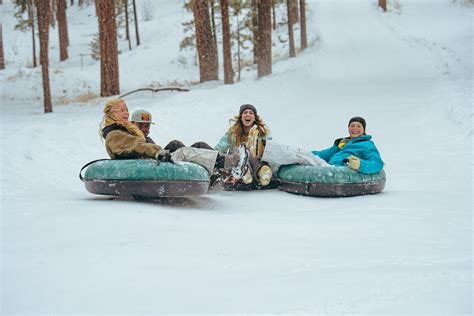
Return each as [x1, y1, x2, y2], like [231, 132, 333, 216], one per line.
[79, 159, 110, 182]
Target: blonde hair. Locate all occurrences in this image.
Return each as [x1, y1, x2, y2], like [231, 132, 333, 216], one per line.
[99, 98, 145, 141]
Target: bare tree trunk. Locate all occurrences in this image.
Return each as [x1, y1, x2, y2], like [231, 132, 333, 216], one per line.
[64, 0, 69, 46]
[96, 0, 120, 96]
[70, 0, 73, 5]
[56, 0, 68, 61]
[299, 0, 307, 50]
[132, 0, 140, 46]
[378, 0, 387, 12]
[124, 0, 132, 50]
[236, 14, 241, 82]
[286, 0, 295, 57]
[50, 0, 56, 28]
[272, 0, 276, 30]
[29, 2, 38, 67]
[291, 0, 298, 24]
[257, 0, 272, 78]
[192, 0, 218, 82]
[220, 0, 233, 84]
[210, 0, 218, 69]
[251, 0, 258, 64]
[0, 23, 5, 70]
[34, 0, 53, 113]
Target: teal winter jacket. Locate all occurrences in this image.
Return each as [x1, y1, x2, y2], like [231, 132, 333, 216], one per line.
[214, 132, 234, 153]
[311, 135, 384, 174]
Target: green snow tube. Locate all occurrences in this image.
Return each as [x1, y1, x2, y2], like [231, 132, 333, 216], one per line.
[276, 165, 386, 197]
[79, 159, 210, 198]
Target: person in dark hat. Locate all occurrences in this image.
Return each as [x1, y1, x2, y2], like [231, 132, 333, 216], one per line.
[214, 104, 273, 186]
[310, 116, 384, 174]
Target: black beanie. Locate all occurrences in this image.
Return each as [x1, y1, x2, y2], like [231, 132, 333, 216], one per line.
[239, 104, 257, 116]
[348, 116, 366, 130]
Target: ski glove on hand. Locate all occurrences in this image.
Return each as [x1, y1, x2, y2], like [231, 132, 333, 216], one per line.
[156, 149, 173, 163]
[347, 155, 360, 170]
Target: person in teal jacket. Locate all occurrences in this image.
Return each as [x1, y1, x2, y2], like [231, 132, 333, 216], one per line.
[311, 117, 384, 174]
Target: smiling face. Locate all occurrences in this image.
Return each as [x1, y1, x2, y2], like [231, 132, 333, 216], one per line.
[348, 121, 365, 139]
[240, 109, 256, 128]
[111, 102, 129, 123]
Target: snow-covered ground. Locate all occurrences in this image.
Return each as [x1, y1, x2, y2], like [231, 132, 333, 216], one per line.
[1, 0, 472, 314]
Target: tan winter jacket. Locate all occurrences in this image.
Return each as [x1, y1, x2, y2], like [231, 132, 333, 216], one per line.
[105, 129, 161, 159]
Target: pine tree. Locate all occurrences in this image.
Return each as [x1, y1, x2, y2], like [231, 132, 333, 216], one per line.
[96, 0, 120, 96]
[299, 0, 307, 50]
[220, 0, 233, 84]
[13, 0, 38, 67]
[123, 0, 132, 50]
[0, 23, 5, 70]
[34, 0, 53, 112]
[132, 0, 140, 46]
[251, 0, 258, 63]
[192, 0, 218, 82]
[286, 0, 295, 57]
[257, 0, 272, 78]
[56, 0, 68, 61]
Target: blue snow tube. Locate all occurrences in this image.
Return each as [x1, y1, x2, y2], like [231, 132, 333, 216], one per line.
[79, 159, 210, 198]
[276, 165, 386, 197]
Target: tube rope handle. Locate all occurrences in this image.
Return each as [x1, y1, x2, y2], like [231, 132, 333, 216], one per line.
[79, 159, 110, 182]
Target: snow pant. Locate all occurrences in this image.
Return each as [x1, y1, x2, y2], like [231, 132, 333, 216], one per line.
[261, 141, 330, 173]
[170, 147, 219, 175]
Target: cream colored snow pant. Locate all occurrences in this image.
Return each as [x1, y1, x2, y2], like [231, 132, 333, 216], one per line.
[171, 147, 219, 174]
[261, 141, 329, 173]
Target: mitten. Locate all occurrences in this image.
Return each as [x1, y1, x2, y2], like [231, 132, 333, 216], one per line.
[348, 155, 360, 170]
[155, 149, 173, 163]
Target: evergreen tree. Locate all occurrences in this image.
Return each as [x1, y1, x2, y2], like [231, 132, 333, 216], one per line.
[34, 0, 53, 112]
[0, 23, 5, 70]
[299, 0, 307, 50]
[257, 0, 272, 78]
[286, 0, 295, 57]
[13, 0, 37, 67]
[192, 0, 218, 82]
[56, 0, 69, 61]
[96, 0, 120, 96]
[220, 0, 233, 84]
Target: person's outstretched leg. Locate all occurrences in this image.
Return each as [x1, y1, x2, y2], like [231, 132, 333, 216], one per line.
[164, 140, 186, 153]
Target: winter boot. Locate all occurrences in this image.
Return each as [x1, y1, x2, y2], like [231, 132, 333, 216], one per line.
[241, 163, 253, 184]
[257, 165, 272, 186]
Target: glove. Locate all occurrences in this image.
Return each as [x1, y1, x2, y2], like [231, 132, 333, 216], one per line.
[155, 149, 173, 163]
[347, 155, 360, 170]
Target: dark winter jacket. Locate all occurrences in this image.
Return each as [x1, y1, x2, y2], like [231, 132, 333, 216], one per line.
[145, 136, 156, 144]
[311, 135, 383, 174]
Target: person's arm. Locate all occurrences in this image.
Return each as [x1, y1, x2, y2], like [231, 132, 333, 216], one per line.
[311, 145, 339, 163]
[214, 132, 232, 153]
[357, 143, 384, 174]
[106, 130, 161, 159]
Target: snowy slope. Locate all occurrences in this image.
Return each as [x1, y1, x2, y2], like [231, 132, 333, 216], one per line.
[1, 0, 472, 314]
